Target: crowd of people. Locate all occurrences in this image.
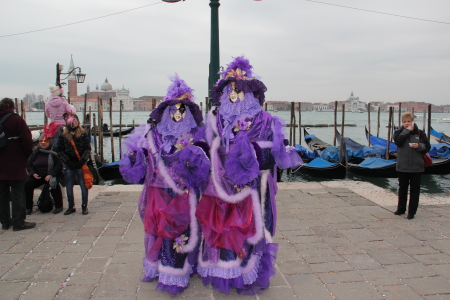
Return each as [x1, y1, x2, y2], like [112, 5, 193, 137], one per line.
[0, 84, 91, 231]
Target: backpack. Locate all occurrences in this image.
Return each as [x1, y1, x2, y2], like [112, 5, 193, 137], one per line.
[0, 113, 19, 148]
[37, 183, 54, 213]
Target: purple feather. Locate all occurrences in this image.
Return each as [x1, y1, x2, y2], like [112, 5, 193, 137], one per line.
[220, 56, 253, 78]
[164, 74, 194, 101]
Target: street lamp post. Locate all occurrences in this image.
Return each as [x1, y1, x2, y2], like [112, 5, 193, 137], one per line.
[56, 63, 86, 87]
[209, 0, 220, 108]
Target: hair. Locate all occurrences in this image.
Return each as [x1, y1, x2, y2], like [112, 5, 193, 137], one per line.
[402, 111, 414, 121]
[0, 98, 15, 109]
[61, 113, 85, 140]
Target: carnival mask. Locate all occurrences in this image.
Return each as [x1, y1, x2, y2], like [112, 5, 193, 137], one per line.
[169, 103, 187, 122]
[228, 82, 244, 103]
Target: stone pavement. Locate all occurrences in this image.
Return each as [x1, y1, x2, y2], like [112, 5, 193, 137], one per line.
[1, 182, 450, 300]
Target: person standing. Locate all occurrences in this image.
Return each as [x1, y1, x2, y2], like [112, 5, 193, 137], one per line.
[393, 112, 431, 219]
[0, 98, 35, 231]
[25, 135, 64, 214]
[54, 114, 91, 215]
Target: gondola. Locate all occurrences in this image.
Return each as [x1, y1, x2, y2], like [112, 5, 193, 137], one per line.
[346, 157, 397, 178]
[92, 126, 135, 137]
[336, 130, 397, 178]
[293, 129, 346, 179]
[97, 160, 123, 182]
[365, 126, 397, 152]
[430, 127, 450, 145]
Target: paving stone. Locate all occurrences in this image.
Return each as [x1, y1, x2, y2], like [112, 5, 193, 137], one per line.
[0, 240, 17, 252]
[307, 260, 354, 273]
[366, 249, 416, 265]
[303, 255, 345, 264]
[67, 272, 103, 285]
[318, 270, 365, 284]
[58, 284, 96, 300]
[3, 259, 47, 281]
[48, 251, 87, 268]
[102, 227, 127, 236]
[35, 267, 71, 282]
[77, 257, 109, 272]
[0, 253, 24, 270]
[20, 282, 60, 300]
[400, 246, 442, 255]
[340, 228, 383, 243]
[424, 295, 450, 300]
[426, 239, 450, 250]
[403, 276, 450, 295]
[413, 253, 450, 265]
[87, 244, 117, 258]
[6, 242, 36, 254]
[377, 284, 426, 300]
[310, 226, 344, 238]
[385, 262, 439, 278]
[342, 254, 383, 270]
[116, 243, 142, 252]
[76, 226, 104, 237]
[277, 260, 313, 275]
[358, 269, 403, 286]
[428, 264, 450, 279]
[326, 281, 384, 300]
[406, 230, 446, 241]
[286, 235, 323, 244]
[285, 274, 334, 300]
[0, 282, 29, 300]
[384, 235, 424, 248]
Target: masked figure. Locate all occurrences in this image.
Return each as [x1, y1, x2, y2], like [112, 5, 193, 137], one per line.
[196, 56, 302, 295]
[120, 75, 209, 295]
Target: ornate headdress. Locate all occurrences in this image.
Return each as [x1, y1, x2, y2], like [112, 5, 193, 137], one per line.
[149, 74, 203, 125]
[212, 56, 267, 106]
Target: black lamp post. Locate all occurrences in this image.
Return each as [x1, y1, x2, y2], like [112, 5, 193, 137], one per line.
[162, 0, 220, 108]
[56, 63, 86, 87]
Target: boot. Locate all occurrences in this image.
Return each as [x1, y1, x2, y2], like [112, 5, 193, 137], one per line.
[82, 204, 89, 215]
[64, 206, 76, 215]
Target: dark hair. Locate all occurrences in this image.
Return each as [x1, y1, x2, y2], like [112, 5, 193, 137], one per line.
[0, 98, 15, 109]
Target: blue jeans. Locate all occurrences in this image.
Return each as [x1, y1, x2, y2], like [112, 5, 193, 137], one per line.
[63, 166, 88, 207]
[0, 180, 26, 228]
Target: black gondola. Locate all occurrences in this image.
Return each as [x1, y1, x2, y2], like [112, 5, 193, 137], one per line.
[294, 129, 346, 179]
[93, 126, 135, 137]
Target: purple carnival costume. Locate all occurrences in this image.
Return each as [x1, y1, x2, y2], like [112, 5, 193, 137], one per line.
[119, 75, 210, 295]
[196, 56, 302, 295]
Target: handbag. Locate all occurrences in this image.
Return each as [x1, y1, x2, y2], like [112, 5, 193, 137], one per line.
[37, 183, 54, 213]
[423, 153, 432, 168]
[418, 130, 432, 168]
[69, 139, 94, 189]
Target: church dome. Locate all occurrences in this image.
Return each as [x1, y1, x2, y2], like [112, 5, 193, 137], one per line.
[101, 78, 113, 91]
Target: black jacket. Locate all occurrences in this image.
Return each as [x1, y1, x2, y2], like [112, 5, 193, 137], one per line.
[394, 123, 431, 173]
[54, 129, 91, 164]
[27, 149, 63, 177]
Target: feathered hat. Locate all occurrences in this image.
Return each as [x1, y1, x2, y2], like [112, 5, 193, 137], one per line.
[149, 74, 203, 125]
[212, 56, 267, 106]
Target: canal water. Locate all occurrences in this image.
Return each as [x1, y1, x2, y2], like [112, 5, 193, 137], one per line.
[25, 111, 450, 194]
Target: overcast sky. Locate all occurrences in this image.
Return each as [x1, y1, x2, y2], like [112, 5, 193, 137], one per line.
[1, 0, 450, 105]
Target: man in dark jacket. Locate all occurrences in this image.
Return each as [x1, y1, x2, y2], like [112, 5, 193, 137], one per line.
[0, 98, 35, 231]
[393, 112, 431, 220]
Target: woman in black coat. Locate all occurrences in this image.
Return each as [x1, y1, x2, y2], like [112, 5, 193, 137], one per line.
[393, 112, 431, 220]
[25, 136, 63, 214]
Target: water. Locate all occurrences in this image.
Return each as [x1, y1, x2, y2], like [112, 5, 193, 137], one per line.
[24, 111, 450, 194]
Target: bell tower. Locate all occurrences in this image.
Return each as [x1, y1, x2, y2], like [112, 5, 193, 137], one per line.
[67, 54, 78, 97]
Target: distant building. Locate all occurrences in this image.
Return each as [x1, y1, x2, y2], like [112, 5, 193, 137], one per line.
[133, 96, 164, 111]
[65, 56, 134, 112]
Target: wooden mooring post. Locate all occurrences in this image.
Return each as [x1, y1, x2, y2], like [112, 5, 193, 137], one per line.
[109, 98, 115, 162]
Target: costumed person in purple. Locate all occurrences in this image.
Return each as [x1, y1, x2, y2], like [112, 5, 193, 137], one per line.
[196, 56, 302, 295]
[119, 75, 210, 295]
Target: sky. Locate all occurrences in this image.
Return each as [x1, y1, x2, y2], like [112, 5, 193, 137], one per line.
[1, 0, 450, 105]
